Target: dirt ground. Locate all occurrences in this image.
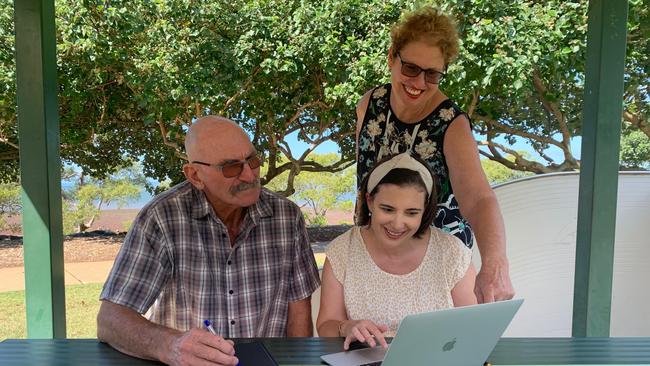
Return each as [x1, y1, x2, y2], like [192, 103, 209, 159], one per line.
[0, 208, 352, 268]
[0, 225, 350, 269]
[0, 234, 124, 269]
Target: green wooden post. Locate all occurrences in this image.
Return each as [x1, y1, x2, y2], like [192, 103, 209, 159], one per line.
[14, 0, 66, 338]
[573, 0, 628, 337]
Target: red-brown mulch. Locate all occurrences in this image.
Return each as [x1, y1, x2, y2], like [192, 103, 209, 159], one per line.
[0, 234, 125, 269]
[0, 225, 351, 269]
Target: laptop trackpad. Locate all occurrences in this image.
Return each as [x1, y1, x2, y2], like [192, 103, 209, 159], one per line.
[320, 347, 387, 366]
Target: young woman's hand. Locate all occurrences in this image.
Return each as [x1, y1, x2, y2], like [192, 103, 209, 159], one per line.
[340, 319, 389, 350]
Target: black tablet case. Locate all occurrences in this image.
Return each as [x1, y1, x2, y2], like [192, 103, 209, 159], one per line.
[234, 341, 279, 366]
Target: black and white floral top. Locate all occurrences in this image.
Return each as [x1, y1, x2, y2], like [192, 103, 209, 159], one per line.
[356, 83, 474, 247]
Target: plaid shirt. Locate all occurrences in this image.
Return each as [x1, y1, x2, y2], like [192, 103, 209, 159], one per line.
[100, 181, 320, 337]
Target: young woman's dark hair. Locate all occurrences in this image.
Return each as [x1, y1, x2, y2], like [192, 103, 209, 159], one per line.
[357, 154, 438, 238]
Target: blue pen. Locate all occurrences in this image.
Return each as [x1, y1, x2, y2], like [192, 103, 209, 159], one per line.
[204, 320, 240, 366]
[203, 319, 217, 335]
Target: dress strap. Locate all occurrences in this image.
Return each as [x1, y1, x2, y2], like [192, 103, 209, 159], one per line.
[408, 124, 421, 152]
[380, 108, 422, 157]
[377, 109, 392, 160]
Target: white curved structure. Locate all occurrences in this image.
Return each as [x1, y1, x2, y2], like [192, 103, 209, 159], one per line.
[475, 172, 650, 336]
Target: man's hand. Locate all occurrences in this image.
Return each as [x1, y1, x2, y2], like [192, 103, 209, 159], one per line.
[340, 319, 389, 350]
[165, 328, 239, 366]
[474, 255, 515, 303]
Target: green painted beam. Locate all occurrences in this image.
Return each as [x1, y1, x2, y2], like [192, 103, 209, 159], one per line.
[573, 0, 628, 337]
[14, 0, 66, 338]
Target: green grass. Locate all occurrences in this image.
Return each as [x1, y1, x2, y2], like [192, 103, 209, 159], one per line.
[0, 283, 103, 341]
[0, 253, 326, 341]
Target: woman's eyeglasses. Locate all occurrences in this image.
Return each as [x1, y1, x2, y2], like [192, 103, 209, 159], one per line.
[192, 154, 262, 178]
[397, 52, 446, 84]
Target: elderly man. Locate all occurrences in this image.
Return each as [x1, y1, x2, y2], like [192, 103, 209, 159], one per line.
[97, 116, 320, 366]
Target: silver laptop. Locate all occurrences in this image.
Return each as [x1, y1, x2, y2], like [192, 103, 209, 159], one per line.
[321, 298, 523, 366]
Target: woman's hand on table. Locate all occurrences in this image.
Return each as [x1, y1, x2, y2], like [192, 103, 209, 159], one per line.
[340, 319, 389, 350]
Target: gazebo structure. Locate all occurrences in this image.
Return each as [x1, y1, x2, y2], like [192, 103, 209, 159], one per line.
[12, 0, 630, 339]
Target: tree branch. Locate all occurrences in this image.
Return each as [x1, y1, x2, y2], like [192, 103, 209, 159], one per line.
[478, 139, 551, 173]
[624, 110, 650, 138]
[467, 89, 480, 117]
[532, 70, 566, 133]
[157, 119, 187, 161]
[301, 129, 355, 161]
[470, 72, 581, 170]
[284, 100, 330, 135]
[195, 101, 202, 119]
[472, 114, 562, 148]
[98, 93, 108, 125]
[478, 136, 579, 173]
[271, 158, 355, 174]
[218, 67, 261, 115]
[274, 165, 298, 197]
[0, 137, 19, 151]
[532, 70, 575, 162]
[535, 148, 557, 165]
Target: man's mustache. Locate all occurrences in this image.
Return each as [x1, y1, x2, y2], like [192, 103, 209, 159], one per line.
[230, 179, 261, 194]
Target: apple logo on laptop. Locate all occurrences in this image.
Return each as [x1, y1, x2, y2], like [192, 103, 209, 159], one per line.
[442, 338, 456, 352]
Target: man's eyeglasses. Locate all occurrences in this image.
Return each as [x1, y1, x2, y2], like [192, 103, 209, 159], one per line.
[396, 52, 446, 84]
[192, 154, 262, 178]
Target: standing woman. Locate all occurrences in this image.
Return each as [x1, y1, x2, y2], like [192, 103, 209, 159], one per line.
[356, 6, 514, 303]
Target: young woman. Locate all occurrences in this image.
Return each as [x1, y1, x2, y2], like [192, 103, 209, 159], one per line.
[318, 153, 476, 350]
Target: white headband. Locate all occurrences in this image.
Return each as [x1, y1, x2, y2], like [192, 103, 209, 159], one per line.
[366, 152, 433, 197]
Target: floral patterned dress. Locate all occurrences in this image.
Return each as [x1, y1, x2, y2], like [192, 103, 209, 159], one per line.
[357, 83, 474, 248]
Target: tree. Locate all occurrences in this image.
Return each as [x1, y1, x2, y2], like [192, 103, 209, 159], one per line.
[265, 153, 355, 226]
[444, 0, 649, 172]
[0, 2, 18, 183]
[481, 157, 533, 186]
[0, 182, 20, 232]
[1, 0, 648, 187]
[112, 0, 392, 194]
[62, 163, 143, 234]
[620, 124, 650, 170]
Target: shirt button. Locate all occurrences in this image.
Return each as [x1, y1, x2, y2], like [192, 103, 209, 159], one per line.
[230, 320, 236, 325]
[228, 290, 234, 294]
[227, 260, 232, 265]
